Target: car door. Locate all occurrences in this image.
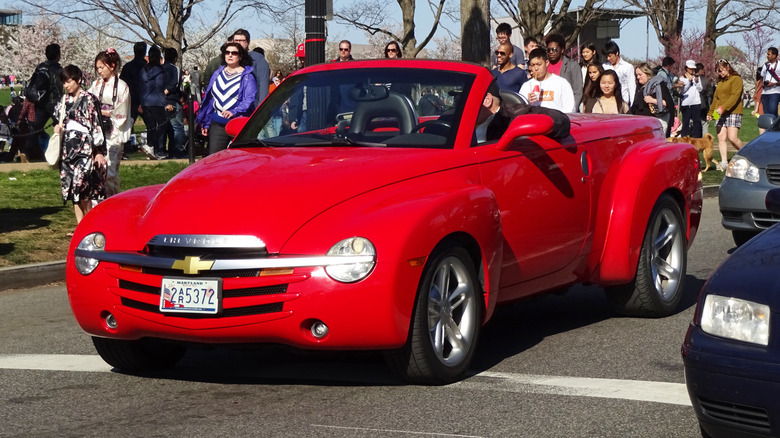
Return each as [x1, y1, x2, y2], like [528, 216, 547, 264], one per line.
[475, 135, 592, 292]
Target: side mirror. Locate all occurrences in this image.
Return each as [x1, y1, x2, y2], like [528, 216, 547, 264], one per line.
[766, 188, 780, 215]
[758, 114, 776, 130]
[225, 116, 250, 138]
[496, 114, 554, 151]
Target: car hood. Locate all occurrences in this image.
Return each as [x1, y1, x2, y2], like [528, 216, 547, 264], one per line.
[736, 131, 780, 167]
[705, 225, 780, 309]
[134, 147, 465, 252]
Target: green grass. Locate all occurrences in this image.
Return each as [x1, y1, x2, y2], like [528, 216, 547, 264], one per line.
[0, 162, 187, 267]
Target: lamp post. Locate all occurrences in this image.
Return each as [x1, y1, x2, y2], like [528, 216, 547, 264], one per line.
[304, 0, 327, 66]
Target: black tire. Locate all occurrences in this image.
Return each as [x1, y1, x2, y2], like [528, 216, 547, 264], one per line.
[732, 230, 759, 247]
[386, 245, 481, 384]
[92, 337, 186, 372]
[607, 194, 687, 317]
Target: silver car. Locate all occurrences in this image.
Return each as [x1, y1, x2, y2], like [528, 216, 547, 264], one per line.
[719, 115, 780, 246]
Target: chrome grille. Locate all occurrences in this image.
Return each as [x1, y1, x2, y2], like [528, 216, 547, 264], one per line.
[751, 212, 780, 229]
[698, 397, 771, 433]
[142, 267, 262, 278]
[766, 165, 780, 185]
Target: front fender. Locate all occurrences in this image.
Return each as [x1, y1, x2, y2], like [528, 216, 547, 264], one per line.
[596, 139, 702, 284]
[281, 168, 503, 344]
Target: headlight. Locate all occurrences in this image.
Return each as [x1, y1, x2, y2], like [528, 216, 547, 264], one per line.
[75, 233, 106, 275]
[701, 295, 770, 346]
[324, 237, 376, 283]
[725, 156, 760, 183]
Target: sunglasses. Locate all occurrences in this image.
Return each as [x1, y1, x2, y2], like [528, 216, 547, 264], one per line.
[546, 47, 559, 53]
[225, 50, 239, 56]
[494, 51, 507, 56]
[386, 48, 397, 53]
[339, 48, 350, 52]
[717, 59, 728, 64]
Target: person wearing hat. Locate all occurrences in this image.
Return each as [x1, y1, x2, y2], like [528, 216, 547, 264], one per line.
[679, 59, 703, 137]
[295, 42, 306, 69]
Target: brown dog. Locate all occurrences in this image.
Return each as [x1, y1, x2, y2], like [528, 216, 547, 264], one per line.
[668, 133, 716, 172]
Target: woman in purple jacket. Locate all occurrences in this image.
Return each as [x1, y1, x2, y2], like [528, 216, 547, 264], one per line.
[197, 42, 257, 154]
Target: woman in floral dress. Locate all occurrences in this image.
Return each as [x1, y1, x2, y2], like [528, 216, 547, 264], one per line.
[55, 65, 107, 229]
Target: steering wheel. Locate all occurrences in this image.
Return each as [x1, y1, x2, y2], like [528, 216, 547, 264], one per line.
[411, 120, 452, 135]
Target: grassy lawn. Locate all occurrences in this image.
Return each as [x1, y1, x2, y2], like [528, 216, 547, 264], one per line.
[0, 162, 187, 267]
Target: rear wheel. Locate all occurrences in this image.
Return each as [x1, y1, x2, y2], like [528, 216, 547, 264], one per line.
[732, 230, 759, 247]
[92, 337, 186, 372]
[387, 245, 481, 384]
[607, 194, 687, 317]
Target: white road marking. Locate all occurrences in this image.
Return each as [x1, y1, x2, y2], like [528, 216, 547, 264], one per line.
[311, 425, 485, 437]
[0, 355, 691, 406]
[461, 371, 691, 406]
[0, 354, 112, 373]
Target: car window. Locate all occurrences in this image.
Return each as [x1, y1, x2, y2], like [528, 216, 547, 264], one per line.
[232, 68, 475, 149]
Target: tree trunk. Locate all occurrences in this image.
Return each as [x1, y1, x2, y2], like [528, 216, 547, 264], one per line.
[460, 0, 490, 65]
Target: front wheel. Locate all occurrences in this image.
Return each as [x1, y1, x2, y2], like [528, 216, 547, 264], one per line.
[386, 245, 481, 384]
[607, 194, 687, 317]
[92, 337, 186, 372]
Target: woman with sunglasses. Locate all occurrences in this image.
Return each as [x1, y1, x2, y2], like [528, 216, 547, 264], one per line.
[707, 59, 744, 171]
[384, 42, 402, 58]
[196, 42, 257, 154]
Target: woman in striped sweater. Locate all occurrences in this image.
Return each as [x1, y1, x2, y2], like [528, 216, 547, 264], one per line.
[197, 42, 257, 154]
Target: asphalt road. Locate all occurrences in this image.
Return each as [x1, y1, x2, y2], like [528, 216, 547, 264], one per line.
[0, 197, 730, 438]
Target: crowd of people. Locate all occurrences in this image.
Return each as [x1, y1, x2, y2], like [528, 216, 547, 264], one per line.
[484, 25, 780, 172]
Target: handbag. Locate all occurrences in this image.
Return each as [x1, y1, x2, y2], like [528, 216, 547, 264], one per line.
[98, 78, 118, 135]
[45, 131, 61, 166]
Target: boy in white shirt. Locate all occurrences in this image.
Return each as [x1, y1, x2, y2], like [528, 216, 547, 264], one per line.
[519, 47, 575, 113]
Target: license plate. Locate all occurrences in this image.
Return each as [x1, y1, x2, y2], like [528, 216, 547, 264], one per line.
[160, 277, 222, 314]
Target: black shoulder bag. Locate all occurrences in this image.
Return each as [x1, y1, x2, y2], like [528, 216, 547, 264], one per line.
[98, 78, 118, 135]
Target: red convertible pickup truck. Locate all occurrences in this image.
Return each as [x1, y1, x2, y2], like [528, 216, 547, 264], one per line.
[67, 60, 702, 384]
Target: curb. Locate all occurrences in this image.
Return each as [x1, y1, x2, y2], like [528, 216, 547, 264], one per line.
[0, 260, 66, 292]
[0, 185, 723, 292]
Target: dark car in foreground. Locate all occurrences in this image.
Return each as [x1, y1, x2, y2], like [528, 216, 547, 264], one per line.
[719, 115, 780, 246]
[683, 188, 780, 437]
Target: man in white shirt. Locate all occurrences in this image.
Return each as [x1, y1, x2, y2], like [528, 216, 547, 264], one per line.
[761, 47, 780, 118]
[518, 48, 575, 113]
[602, 41, 635, 106]
[679, 59, 703, 137]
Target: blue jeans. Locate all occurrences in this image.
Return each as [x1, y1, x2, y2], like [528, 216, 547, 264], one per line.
[761, 93, 780, 117]
[167, 103, 185, 157]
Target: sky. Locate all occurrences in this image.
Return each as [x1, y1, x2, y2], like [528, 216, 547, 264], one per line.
[2, 0, 729, 63]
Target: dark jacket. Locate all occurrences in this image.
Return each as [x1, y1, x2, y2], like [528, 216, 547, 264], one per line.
[552, 56, 583, 109]
[162, 62, 181, 105]
[140, 65, 166, 107]
[119, 56, 146, 111]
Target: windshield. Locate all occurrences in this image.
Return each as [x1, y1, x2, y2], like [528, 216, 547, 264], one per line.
[232, 68, 475, 149]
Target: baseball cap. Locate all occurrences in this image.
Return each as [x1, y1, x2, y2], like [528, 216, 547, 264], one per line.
[295, 42, 305, 58]
[685, 59, 696, 69]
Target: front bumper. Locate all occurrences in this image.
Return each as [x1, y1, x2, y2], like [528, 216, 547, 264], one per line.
[719, 175, 780, 232]
[66, 252, 419, 350]
[682, 324, 780, 437]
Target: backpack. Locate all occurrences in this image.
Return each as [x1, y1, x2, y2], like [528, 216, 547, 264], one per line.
[25, 64, 52, 104]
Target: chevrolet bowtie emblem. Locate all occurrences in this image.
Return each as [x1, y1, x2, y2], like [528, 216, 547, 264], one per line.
[171, 256, 214, 275]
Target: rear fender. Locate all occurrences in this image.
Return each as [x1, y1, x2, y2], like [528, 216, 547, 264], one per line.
[596, 140, 701, 284]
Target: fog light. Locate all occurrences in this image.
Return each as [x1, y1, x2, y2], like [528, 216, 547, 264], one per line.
[311, 321, 329, 338]
[105, 313, 118, 329]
